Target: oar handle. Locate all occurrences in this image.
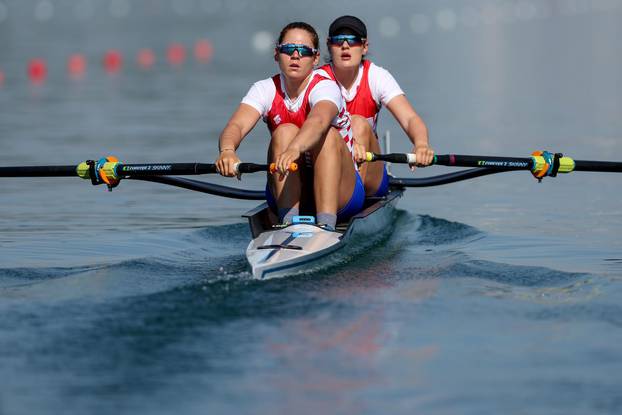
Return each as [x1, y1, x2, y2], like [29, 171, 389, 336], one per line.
[268, 163, 299, 174]
[365, 152, 417, 164]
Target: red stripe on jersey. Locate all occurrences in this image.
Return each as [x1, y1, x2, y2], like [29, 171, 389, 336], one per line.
[266, 73, 326, 133]
[319, 61, 380, 131]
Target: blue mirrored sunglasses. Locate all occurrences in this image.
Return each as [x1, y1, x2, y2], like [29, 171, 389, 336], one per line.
[328, 34, 366, 46]
[277, 43, 318, 57]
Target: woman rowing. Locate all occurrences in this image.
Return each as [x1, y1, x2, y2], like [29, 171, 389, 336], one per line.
[216, 22, 364, 231]
[318, 15, 435, 196]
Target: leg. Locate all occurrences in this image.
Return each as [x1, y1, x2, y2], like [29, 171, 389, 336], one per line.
[310, 127, 360, 224]
[268, 124, 302, 221]
[351, 115, 385, 196]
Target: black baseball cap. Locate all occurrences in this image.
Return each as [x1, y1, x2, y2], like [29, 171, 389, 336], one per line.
[328, 15, 367, 38]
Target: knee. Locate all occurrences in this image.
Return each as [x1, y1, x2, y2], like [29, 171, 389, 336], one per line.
[350, 115, 373, 146]
[325, 127, 344, 152]
[310, 127, 342, 159]
[270, 123, 299, 153]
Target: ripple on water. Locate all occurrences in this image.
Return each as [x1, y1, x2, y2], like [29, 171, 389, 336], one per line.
[412, 214, 483, 246]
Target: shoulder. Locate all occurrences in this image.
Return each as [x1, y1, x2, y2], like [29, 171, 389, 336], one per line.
[367, 61, 395, 81]
[308, 75, 343, 109]
[311, 75, 340, 94]
[365, 62, 405, 106]
[315, 64, 334, 80]
[310, 71, 338, 90]
[242, 76, 278, 115]
[252, 76, 278, 92]
[246, 76, 278, 99]
[312, 69, 333, 81]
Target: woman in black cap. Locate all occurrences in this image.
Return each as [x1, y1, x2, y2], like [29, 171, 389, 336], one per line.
[318, 15, 435, 197]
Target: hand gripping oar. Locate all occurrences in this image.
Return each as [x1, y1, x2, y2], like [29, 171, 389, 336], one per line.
[0, 156, 298, 191]
[367, 151, 622, 182]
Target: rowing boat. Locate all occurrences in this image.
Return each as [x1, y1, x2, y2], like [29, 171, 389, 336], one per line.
[244, 186, 403, 279]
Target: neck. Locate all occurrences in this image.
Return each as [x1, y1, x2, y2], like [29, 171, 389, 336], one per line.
[332, 63, 360, 91]
[283, 72, 313, 100]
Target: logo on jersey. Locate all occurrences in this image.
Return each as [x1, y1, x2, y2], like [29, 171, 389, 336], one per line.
[272, 114, 281, 125]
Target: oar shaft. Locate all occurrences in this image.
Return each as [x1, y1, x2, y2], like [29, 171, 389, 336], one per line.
[573, 160, 622, 173]
[0, 165, 78, 177]
[434, 155, 532, 170]
[0, 162, 282, 179]
[116, 163, 217, 177]
[369, 151, 622, 175]
[366, 152, 532, 170]
[423, 154, 622, 173]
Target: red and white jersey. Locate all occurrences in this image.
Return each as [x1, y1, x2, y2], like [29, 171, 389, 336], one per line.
[241, 71, 355, 163]
[317, 61, 404, 133]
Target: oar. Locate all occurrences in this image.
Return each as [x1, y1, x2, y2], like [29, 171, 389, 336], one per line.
[0, 158, 298, 193]
[367, 152, 622, 174]
[0, 161, 296, 178]
[367, 151, 622, 188]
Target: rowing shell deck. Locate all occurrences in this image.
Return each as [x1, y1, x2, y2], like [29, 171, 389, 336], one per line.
[243, 187, 404, 279]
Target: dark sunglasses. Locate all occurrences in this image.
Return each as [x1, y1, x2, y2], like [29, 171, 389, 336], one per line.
[277, 43, 318, 57]
[328, 34, 366, 46]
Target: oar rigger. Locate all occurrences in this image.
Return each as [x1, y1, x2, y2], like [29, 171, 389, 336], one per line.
[79, 156, 122, 191]
[530, 151, 574, 182]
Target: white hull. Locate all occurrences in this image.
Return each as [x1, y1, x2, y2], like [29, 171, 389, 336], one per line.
[246, 223, 343, 279]
[243, 188, 403, 279]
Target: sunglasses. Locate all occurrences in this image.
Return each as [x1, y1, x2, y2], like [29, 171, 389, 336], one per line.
[277, 43, 318, 57]
[328, 34, 366, 46]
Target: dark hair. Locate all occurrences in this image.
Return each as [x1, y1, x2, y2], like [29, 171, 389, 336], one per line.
[277, 22, 320, 49]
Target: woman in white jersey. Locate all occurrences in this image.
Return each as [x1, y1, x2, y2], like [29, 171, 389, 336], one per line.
[318, 15, 435, 196]
[216, 22, 364, 230]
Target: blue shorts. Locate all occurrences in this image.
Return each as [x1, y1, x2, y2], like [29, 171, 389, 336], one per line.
[266, 171, 366, 223]
[373, 165, 390, 197]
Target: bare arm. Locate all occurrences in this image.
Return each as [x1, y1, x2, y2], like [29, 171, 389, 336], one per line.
[386, 95, 434, 166]
[216, 103, 262, 177]
[274, 100, 338, 174]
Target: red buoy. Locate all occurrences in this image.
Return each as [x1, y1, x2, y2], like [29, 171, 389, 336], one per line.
[28, 58, 47, 84]
[67, 54, 87, 78]
[166, 43, 186, 66]
[136, 48, 156, 70]
[194, 39, 213, 63]
[103, 49, 123, 74]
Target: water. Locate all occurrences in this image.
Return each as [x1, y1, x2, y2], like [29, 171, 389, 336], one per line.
[1, 1, 622, 414]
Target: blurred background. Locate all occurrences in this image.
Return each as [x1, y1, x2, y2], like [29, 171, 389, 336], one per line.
[1, 0, 620, 156]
